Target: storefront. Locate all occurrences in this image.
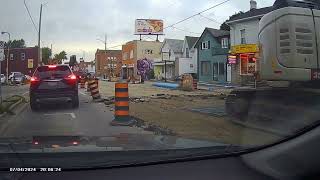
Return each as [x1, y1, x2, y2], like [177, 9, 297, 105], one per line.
[229, 44, 259, 85]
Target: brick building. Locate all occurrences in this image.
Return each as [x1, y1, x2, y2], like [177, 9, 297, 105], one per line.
[95, 49, 122, 78]
[1, 47, 39, 76]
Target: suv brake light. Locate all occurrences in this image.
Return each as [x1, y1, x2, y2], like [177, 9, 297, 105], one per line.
[48, 65, 57, 69]
[66, 74, 77, 80]
[31, 76, 39, 82]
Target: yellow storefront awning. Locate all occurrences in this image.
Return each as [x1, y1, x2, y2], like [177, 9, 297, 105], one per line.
[230, 44, 259, 54]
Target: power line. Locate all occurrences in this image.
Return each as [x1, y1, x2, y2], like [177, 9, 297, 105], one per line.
[24, 0, 38, 33]
[170, 26, 201, 35]
[106, 0, 230, 49]
[163, 0, 230, 30]
[198, 14, 222, 24]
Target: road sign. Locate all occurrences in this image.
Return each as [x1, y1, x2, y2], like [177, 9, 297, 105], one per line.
[0, 41, 4, 62]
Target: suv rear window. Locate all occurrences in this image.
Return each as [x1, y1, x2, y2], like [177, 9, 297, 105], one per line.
[34, 66, 72, 79]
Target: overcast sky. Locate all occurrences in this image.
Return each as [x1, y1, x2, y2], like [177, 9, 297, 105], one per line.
[0, 0, 274, 61]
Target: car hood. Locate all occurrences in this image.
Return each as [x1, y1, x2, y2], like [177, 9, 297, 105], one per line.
[0, 134, 227, 153]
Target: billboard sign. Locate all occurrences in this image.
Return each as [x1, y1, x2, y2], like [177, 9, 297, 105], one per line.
[135, 19, 164, 35]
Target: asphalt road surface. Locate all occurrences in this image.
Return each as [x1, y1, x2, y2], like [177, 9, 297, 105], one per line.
[0, 87, 148, 137]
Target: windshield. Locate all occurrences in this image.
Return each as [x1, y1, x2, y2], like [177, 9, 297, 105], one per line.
[0, 0, 319, 169]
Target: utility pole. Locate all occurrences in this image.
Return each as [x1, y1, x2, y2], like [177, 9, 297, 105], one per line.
[97, 34, 108, 79]
[38, 4, 43, 66]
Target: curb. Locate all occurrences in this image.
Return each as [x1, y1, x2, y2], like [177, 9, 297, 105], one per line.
[230, 118, 288, 137]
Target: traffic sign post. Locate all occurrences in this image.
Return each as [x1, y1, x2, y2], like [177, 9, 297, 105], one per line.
[0, 41, 4, 104]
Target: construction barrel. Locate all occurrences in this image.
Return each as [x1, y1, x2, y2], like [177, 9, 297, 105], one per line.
[110, 83, 133, 126]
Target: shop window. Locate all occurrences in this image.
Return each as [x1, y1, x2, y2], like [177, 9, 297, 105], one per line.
[240, 54, 256, 75]
[201, 61, 211, 76]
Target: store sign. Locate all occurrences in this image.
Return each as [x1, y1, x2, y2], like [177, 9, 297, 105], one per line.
[27, 59, 34, 69]
[228, 55, 237, 64]
[231, 44, 259, 54]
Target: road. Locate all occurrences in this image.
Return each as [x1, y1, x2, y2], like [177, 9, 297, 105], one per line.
[1, 84, 29, 100]
[0, 85, 148, 137]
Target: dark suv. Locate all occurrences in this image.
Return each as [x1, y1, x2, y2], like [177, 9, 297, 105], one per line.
[29, 65, 79, 111]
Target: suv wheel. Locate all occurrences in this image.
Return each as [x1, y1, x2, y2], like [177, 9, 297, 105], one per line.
[30, 96, 39, 111]
[72, 95, 79, 108]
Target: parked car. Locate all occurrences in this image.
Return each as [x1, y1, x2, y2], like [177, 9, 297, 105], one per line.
[9, 72, 25, 84]
[0, 74, 5, 84]
[29, 65, 79, 111]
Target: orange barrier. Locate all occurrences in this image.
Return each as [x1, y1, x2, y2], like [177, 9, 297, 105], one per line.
[110, 83, 134, 126]
[88, 79, 101, 100]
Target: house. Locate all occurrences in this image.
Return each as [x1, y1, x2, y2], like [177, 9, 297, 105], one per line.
[176, 36, 199, 77]
[194, 28, 230, 83]
[154, 39, 184, 80]
[121, 40, 162, 81]
[1, 47, 39, 76]
[95, 49, 122, 78]
[226, 0, 273, 85]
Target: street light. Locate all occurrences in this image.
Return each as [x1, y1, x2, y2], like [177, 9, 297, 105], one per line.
[1, 32, 10, 83]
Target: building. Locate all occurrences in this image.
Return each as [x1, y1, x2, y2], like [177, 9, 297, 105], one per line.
[176, 36, 199, 77]
[121, 40, 162, 80]
[226, 0, 273, 85]
[95, 49, 122, 78]
[194, 28, 230, 83]
[154, 39, 184, 80]
[1, 47, 39, 76]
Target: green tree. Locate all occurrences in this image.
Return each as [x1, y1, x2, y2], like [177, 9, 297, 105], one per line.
[5, 39, 26, 48]
[54, 51, 67, 64]
[42, 47, 52, 65]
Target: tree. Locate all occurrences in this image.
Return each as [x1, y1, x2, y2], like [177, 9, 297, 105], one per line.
[54, 51, 67, 64]
[220, 11, 244, 31]
[42, 47, 52, 65]
[69, 55, 77, 67]
[5, 39, 26, 48]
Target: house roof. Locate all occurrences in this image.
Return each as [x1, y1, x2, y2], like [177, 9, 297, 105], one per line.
[207, 28, 229, 38]
[194, 28, 229, 48]
[226, 6, 273, 24]
[162, 39, 184, 53]
[185, 36, 199, 49]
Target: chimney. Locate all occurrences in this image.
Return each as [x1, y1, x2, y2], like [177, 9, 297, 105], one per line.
[250, 0, 257, 10]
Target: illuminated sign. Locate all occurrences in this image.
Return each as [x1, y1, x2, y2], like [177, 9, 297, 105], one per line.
[228, 55, 237, 64]
[231, 44, 259, 54]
